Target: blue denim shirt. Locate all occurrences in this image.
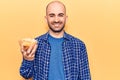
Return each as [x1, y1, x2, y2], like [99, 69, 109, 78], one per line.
[20, 32, 91, 80]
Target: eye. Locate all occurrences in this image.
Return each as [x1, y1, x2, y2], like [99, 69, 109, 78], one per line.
[49, 14, 55, 17]
[58, 13, 64, 17]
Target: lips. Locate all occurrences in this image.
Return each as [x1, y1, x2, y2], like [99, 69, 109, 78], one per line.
[54, 23, 60, 27]
[52, 22, 62, 27]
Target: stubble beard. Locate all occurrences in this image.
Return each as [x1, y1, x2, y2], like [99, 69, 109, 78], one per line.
[48, 22, 65, 33]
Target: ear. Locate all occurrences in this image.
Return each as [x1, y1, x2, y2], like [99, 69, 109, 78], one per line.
[66, 15, 68, 22]
[44, 16, 47, 23]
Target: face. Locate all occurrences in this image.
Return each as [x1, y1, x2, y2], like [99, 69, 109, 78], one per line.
[45, 2, 67, 33]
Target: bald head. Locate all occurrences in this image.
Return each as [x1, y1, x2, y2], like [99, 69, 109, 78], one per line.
[46, 1, 66, 15]
[45, 1, 68, 34]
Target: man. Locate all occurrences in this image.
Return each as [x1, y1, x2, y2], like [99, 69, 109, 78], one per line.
[19, 1, 91, 80]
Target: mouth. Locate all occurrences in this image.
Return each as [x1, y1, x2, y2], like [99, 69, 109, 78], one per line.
[54, 23, 60, 27]
[53, 22, 62, 27]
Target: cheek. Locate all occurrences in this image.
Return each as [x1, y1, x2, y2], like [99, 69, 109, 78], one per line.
[47, 17, 53, 21]
[61, 17, 66, 21]
[48, 19, 54, 23]
[61, 19, 66, 23]
[47, 19, 52, 24]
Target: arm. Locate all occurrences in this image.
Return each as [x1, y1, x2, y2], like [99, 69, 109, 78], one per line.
[20, 59, 34, 79]
[78, 43, 91, 80]
[19, 39, 38, 79]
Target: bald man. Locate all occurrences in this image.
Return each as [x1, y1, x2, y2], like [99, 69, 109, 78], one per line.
[19, 1, 91, 80]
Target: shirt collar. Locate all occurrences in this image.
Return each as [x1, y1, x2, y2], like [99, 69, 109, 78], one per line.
[41, 31, 71, 42]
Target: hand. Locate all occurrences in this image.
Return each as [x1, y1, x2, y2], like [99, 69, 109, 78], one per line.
[20, 44, 38, 61]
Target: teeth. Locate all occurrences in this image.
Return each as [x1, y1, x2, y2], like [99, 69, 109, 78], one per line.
[54, 24, 59, 27]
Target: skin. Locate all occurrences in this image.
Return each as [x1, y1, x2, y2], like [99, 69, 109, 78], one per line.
[45, 1, 68, 38]
[20, 1, 67, 61]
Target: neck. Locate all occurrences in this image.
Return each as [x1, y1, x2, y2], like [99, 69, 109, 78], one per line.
[49, 30, 64, 38]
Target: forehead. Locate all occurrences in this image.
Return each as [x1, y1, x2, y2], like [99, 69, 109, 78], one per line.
[46, 2, 66, 14]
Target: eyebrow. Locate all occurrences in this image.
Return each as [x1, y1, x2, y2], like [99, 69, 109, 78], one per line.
[49, 13, 55, 16]
[59, 13, 64, 16]
[48, 13, 65, 16]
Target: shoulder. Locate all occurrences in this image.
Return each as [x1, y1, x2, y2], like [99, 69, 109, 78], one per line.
[65, 33, 85, 45]
[35, 33, 48, 41]
[65, 33, 87, 50]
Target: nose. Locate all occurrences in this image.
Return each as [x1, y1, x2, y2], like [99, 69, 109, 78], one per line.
[54, 16, 59, 22]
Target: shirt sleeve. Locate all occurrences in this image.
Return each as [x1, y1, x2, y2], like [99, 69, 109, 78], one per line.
[19, 59, 34, 79]
[78, 43, 91, 80]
